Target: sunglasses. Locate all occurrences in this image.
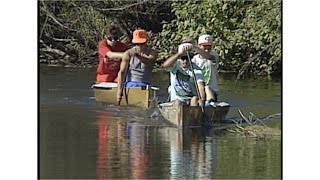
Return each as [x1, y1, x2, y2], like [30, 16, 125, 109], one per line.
[106, 36, 119, 42]
[180, 56, 188, 60]
[180, 55, 193, 60]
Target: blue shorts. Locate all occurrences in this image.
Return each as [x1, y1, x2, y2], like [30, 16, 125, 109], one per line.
[124, 81, 149, 87]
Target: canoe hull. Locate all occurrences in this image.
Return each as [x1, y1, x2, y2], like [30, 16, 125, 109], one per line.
[158, 102, 230, 128]
[92, 83, 154, 109]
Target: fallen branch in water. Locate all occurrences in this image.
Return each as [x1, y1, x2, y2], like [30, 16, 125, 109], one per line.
[260, 113, 281, 121]
[227, 109, 281, 139]
[238, 109, 252, 125]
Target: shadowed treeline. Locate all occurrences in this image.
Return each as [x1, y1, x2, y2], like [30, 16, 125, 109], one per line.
[39, 0, 281, 77]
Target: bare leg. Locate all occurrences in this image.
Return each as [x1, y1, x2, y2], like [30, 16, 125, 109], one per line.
[190, 96, 199, 106]
[205, 86, 215, 101]
[173, 99, 182, 107]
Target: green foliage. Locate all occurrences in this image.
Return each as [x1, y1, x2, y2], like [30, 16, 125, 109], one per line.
[40, 0, 173, 66]
[157, 0, 281, 75]
[39, 0, 281, 76]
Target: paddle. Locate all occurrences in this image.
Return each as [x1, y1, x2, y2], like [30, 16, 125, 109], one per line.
[186, 51, 206, 124]
[117, 63, 130, 106]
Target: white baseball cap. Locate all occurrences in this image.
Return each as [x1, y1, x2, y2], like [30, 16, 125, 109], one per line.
[198, 34, 213, 46]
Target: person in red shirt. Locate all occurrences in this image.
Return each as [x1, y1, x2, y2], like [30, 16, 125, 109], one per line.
[96, 25, 128, 83]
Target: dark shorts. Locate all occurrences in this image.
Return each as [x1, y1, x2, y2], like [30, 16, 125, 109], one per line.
[214, 92, 218, 101]
[181, 99, 191, 106]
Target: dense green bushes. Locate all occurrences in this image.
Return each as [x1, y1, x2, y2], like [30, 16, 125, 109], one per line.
[157, 0, 281, 76]
[39, 0, 281, 76]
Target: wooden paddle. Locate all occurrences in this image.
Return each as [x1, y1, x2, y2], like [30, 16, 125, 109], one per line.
[117, 63, 130, 106]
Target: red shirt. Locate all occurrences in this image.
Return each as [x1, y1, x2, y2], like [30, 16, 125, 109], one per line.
[96, 39, 127, 83]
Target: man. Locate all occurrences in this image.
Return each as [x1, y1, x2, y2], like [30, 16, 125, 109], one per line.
[192, 34, 220, 102]
[96, 25, 128, 83]
[117, 29, 158, 102]
[162, 43, 205, 107]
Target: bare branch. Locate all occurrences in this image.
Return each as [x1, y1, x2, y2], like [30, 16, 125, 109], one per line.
[236, 38, 280, 81]
[98, 0, 150, 11]
[261, 113, 281, 121]
[238, 109, 252, 125]
[39, 14, 48, 39]
[41, 1, 76, 32]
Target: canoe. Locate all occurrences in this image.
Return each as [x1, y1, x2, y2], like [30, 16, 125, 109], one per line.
[92, 82, 159, 109]
[158, 101, 230, 128]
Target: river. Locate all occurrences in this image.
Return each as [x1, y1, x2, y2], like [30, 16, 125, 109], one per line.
[39, 66, 281, 179]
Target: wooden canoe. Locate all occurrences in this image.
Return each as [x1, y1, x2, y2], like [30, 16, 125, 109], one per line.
[92, 82, 159, 109]
[158, 101, 230, 128]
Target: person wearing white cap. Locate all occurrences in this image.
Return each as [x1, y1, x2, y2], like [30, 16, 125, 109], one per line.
[162, 43, 205, 107]
[191, 34, 220, 103]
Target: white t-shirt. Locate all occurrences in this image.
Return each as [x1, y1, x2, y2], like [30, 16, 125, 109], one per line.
[191, 51, 219, 93]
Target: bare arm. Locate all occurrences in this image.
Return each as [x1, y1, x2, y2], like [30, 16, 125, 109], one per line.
[193, 45, 216, 61]
[117, 51, 130, 101]
[162, 44, 192, 68]
[136, 49, 158, 64]
[98, 41, 125, 60]
[161, 52, 182, 68]
[106, 51, 125, 59]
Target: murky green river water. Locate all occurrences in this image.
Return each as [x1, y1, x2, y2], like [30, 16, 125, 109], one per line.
[39, 66, 281, 179]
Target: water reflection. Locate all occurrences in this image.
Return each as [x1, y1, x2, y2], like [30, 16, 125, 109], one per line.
[215, 136, 281, 179]
[96, 111, 108, 180]
[95, 110, 130, 179]
[165, 128, 217, 179]
[41, 67, 281, 179]
[95, 109, 220, 179]
[126, 123, 148, 179]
